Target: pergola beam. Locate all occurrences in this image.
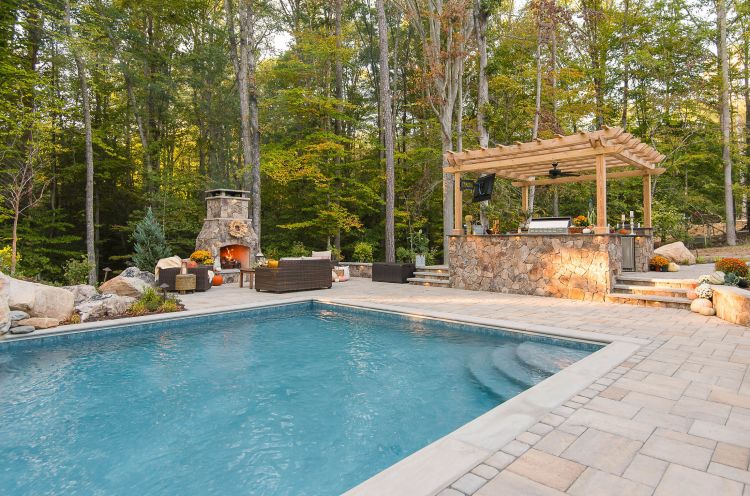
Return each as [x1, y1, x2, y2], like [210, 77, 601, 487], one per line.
[510, 168, 666, 187]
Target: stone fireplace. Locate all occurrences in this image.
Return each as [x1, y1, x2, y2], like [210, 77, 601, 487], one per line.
[195, 189, 258, 283]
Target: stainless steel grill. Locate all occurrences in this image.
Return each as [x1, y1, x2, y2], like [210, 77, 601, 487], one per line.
[528, 217, 571, 234]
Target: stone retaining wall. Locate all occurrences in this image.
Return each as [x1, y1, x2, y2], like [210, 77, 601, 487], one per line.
[714, 286, 750, 326]
[339, 262, 372, 278]
[449, 234, 622, 302]
[634, 235, 654, 272]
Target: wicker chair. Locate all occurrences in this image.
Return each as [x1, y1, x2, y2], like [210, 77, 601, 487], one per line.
[157, 266, 213, 292]
[255, 258, 332, 293]
[372, 263, 416, 283]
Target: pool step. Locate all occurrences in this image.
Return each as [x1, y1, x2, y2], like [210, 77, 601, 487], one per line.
[467, 350, 525, 401]
[408, 266, 451, 287]
[514, 342, 591, 375]
[491, 346, 547, 387]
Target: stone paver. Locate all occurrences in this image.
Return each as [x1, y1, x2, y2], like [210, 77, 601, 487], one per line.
[173, 278, 750, 495]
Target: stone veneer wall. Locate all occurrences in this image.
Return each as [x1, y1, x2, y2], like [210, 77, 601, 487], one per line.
[449, 234, 622, 302]
[634, 235, 654, 272]
[714, 286, 750, 326]
[339, 262, 372, 278]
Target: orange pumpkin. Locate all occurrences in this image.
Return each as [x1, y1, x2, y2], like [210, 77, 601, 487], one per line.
[212, 274, 223, 286]
[268, 260, 279, 268]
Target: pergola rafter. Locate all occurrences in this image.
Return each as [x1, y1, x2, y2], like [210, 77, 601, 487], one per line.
[444, 127, 666, 235]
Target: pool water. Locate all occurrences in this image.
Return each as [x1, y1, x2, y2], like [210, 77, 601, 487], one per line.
[0, 303, 596, 495]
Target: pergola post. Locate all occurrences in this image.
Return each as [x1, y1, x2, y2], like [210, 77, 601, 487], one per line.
[643, 174, 652, 228]
[595, 154, 607, 234]
[453, 172, 463, 234]
[521, 185, 529, 213]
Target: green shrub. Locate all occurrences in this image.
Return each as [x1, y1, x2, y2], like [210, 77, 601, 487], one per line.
[0, 246, 19, 273]
[410, 230, 429, 254]
[128, 287, 180, 315]
[396, 246, 414, 263]
[63, 255, 95, 285]
[131, 207, 171, 272]
[288, 241, 308, 258]
[352, 242, 374, 263]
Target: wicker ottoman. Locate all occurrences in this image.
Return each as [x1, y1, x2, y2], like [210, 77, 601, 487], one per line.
[372, 263, 415, 283]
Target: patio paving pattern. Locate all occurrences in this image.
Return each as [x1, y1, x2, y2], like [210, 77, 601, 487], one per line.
[179, 277, 750, 495]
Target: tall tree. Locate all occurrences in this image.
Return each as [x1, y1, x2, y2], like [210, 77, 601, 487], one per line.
[376, 0, 396, 263]
[64, 0, 97, 284]
[718, 0, 736, 245]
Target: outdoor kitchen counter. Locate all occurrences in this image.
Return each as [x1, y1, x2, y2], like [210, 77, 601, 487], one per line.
[447, 233, 634, 301]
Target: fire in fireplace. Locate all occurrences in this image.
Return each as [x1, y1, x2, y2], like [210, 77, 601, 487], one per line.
[220, 245, 250, 270]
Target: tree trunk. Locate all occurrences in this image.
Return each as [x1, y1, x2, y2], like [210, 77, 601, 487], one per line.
[475, 2, 490, 230]
[744, 34, 749, 223]
[65, 0, 97, 284]
[718, 0, 736, 245]
[376, 0, 395, 263]
[620, 0, 630, 129]
[334, 0, 343, 253]
[529, 17, 543, 216]
[11, 207, 19, 275]
[245, 0, 261, 245]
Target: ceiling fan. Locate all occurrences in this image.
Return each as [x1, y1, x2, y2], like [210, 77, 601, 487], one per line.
[548, 162, 579, 179]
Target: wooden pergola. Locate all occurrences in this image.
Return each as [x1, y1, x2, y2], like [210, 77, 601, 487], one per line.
[444, 126, 666, 235]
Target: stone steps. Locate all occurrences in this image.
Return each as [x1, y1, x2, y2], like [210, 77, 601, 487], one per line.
[408, 265, 451, 287]
[607, 275, 695, 310]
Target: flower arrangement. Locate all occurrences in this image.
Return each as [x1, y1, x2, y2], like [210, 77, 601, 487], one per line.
[715, 257, 749, 277]
[572, 215, 589, 227]
[695, 284, 713, 300]
[649, 255, 670, 270]
[189, 250, 214, 265]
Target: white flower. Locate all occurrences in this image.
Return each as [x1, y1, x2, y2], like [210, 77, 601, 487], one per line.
[695, 284, 713, 300]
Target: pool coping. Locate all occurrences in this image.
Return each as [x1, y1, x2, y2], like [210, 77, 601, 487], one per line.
[1, 297, 647, 496]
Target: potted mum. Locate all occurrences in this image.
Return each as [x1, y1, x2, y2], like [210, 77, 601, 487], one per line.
[649, 255, 670, 272]
[569, 215, 588, 234]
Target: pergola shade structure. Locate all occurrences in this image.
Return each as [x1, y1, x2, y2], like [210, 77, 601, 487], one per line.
[444, 126, 666, 234]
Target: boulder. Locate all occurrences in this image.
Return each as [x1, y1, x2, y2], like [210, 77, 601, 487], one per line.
[667, 262, 680, 272]
[99, 270, 152, 298]
[0, 273, 9, 335]
[10, 325, 34, 335]
[62, 284, 99, 305]
[76, 294, 136, 322]
[18, 317, 60, 329]
[7, 276, 74, 321]
[691, 298, 713, 313]
[120, 266, 156, 286]
[10, 310, 30, 322]
[654, 242, 696, 265]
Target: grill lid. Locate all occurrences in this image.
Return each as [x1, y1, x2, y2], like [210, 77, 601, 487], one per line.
[528, 217, 571, 233]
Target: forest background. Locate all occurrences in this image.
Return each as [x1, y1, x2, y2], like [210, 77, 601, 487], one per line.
[2, 0, 749, 283]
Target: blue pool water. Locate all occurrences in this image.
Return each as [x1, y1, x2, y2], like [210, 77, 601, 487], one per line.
[0, 303, 597, 495]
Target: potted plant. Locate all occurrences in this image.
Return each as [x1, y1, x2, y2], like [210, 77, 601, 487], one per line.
[411, 230, 429, 268]
[649, 255, 670, 272]
[570, 215, 588, 234]
[464, 215, 474, 235]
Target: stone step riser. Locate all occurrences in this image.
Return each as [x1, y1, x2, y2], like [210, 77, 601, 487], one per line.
[613, 285, 689, 298]
[606, 294, 691, 310]
[616, 278, 696, 290]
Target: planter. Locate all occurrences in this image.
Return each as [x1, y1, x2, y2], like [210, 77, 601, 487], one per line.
[582, 228, 593, 234]
[415, 254, 426, 268]
[568, 227, 584, 234]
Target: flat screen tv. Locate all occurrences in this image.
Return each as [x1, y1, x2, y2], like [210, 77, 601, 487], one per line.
[472, 174, 495, 202]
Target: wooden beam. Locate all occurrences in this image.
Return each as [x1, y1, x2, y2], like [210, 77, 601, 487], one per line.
[643, 174, 652, 228]
[596, 154, 607, 234]
[444, 145, 624, 174]
[510, 168, 666, 187]
[453, 172, 463, 234]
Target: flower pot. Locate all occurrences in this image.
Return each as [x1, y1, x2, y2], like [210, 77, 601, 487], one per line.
[415, 254, 426, 268]
[212, 274, 223, 286]
[582, 228, 592, 234]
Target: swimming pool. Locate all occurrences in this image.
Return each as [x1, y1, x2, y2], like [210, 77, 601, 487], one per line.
[0, 302, 599, 495]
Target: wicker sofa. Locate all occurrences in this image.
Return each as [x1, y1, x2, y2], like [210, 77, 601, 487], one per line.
[157, 266, 213, 292]
[372, 263, 416, 283]
[255, 258, 332, 293]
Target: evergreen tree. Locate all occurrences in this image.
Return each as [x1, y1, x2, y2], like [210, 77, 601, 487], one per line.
[131, 208, 171, 272]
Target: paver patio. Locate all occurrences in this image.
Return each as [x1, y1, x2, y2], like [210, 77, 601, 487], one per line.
[179, 278, 750, 495]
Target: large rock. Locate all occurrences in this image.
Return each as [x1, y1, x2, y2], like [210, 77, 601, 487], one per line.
[18, 317, 60, 329]
[99, 268, 154, 298]
[62, 284, 99, 305]
[10, 325, 34, 335]
[654, 242, 696, 265]
[7, 276, 74, 321]
[10, 310, 29, 322]
[0, 273, 9, 335]
[76, 294, 136, 322]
